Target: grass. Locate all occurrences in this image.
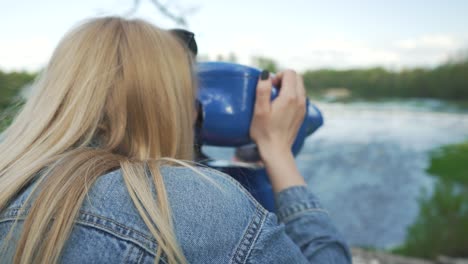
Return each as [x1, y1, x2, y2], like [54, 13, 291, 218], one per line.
[0, 112, 13, 133]
[0, 101, 23, 133]
[393, 140, 468, 259]
[427, 142, 468, 185]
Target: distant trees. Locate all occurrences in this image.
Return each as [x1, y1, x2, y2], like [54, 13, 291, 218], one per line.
[251, 56, 279, 73]
[303, 58, 468, 100]
[209, 54, 278, 73]
[0, 71, 35, 110]
[0, 71, 35, 131]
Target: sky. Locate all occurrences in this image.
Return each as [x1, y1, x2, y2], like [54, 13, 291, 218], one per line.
[1, 0, 467, 72]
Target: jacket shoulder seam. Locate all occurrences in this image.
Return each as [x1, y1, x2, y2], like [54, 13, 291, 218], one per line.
[75, 210, 158, 256]
[0, 209, 158, 258]
[229, 204, 267, 264]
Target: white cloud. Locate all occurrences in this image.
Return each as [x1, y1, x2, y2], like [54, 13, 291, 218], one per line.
[390, 34, 466, 68]
[395, 35, 460, 50]
[200, 36, 403, 70]
[288, 39, 401, 70]
[265, 34, 466, 71]
[198, 33, 274, 66]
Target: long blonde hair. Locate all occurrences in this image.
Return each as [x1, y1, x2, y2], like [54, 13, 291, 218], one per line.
[0, 16, 196, 263]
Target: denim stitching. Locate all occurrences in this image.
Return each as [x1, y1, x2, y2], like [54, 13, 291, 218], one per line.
[78, 211, 157, 243]
[0, 207, 27, 220]
[281, 208, 329, 224]
[277, 202, 329, 222]
[0, 208, 159, 257]
[73, 219, 163, 260]
[2, 204, 160, 245]
[123, 245, 133, 264]
[136, 248, 144, 264]
[75, 211, 158, 255]
[230, 205, 267, 264]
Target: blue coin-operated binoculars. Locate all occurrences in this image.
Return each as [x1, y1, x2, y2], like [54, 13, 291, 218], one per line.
[195, 62, 323, 212]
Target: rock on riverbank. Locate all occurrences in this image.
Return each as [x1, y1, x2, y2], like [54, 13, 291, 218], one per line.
[352, 248, 468, 264]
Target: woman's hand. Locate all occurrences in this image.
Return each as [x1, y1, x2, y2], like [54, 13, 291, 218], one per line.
[250, 69, 308, 193]
[250, 69, 306, 158]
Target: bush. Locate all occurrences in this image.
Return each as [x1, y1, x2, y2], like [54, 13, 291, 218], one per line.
[394, 141, 468, 259]
[0, 70, 34, 132]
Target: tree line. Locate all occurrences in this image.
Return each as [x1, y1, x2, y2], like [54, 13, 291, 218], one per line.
[0, 71, 36, 130]
[0, 71, 35, 110]
[213, 54, 468, 101]
[302, 58, 468, 100]
[1, 56, 468, 118]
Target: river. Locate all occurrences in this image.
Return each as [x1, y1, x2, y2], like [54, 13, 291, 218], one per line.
[297, 100, 468, 249]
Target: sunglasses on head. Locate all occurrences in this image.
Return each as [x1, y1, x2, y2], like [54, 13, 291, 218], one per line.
[170, 29, 198, 56]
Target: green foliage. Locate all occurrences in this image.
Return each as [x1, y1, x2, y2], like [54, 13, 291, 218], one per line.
[227, 52, 238, 63]
[251, 56, 278, 73]
[428, 142, 468, 185]
[0, 70, 35, 132]
[0, 101, 24, 132]
[303, 59, 468, 100]
[394, 140, 468, 259]
[213, 52, 238, 63]
[0, 114, 13, 133]
[0, 71, 35, 109]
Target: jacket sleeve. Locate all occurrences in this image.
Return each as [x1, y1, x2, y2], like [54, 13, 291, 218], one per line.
[245, 186, 352, 263]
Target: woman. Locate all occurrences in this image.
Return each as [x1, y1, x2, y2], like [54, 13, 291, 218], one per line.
[0, 17, 351, 263]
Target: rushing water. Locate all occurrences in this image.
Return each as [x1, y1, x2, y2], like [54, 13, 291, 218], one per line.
[297, 100, 468, 249]
[205, 99, 468, 249]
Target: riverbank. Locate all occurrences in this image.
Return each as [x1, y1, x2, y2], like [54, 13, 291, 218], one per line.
[393, 140, 468, 259]
[353, 248, 468, 264]
[309, 94, 468, 113]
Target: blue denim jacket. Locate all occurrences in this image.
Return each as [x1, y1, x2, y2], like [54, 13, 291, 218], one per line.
[0, 166, 351, 263]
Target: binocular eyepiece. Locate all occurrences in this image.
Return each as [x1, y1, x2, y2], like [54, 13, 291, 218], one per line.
[195, 62, 323, 161]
